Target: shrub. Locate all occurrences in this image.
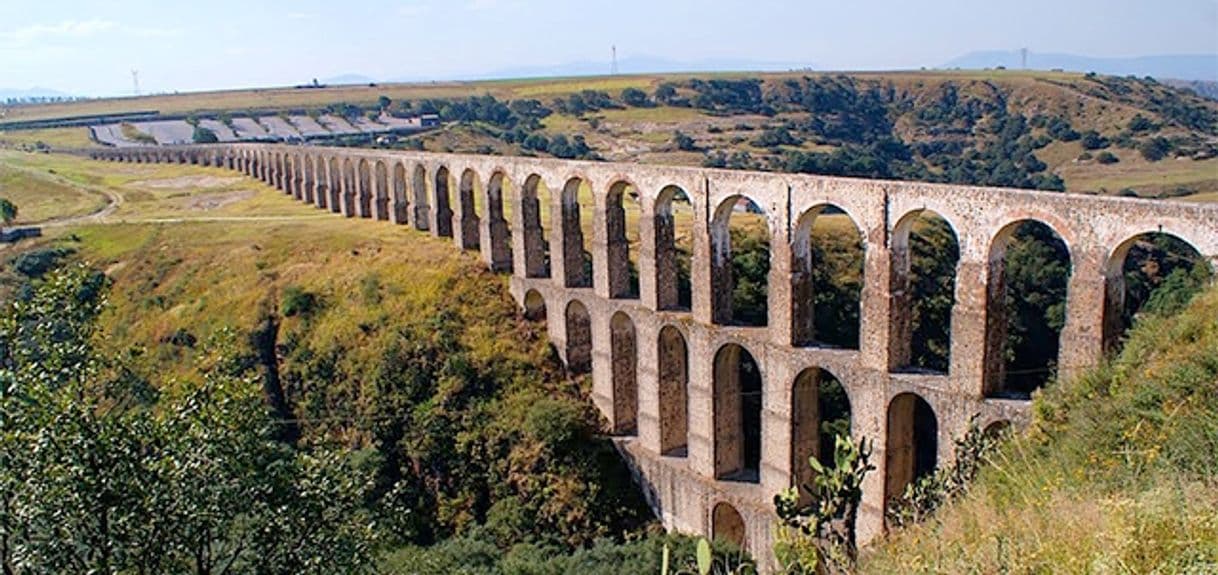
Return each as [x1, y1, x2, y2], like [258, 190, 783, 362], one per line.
[1138, 137, 1172, 161]
[192, 126, 219, 144]
[673, 130, 697, 151]
[1080, 130, 1110, 150]
[281, 285, 319, 317]
[1096, 151, 1120, 164]
[11, 246, 75, 278]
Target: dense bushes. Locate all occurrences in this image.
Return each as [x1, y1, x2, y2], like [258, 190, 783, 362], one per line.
[276, 266, 650, 549]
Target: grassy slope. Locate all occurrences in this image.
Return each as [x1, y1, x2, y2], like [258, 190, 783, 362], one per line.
[860, 286, 1218, 573]
[0, 151, 109, 223]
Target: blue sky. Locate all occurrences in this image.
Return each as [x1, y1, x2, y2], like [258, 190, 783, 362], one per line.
[2, 0, 1216, 96]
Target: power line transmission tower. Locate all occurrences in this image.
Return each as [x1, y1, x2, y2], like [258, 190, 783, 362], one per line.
[131, 70, 140, 96]
[1020, 48, 1028, 70]
[611, 45, 618, 75]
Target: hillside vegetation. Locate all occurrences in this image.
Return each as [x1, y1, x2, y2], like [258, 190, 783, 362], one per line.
[5, 71, 1217, 199]
[860, 284, 1218, 573]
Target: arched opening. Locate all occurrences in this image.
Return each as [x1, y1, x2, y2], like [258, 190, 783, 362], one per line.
[357, 159, 373, 218]
[486, 172, 513, 272]
[889, 210, 960, 372]
[884, 393, 938, 510]
[713, 343, 762, 482]
[458, 169, 481, 250]
[392, 162, 409, 224]
[564, 300, 592, 374]
[984, 220, 1072, 398]
[521, 174, 551, 278]
[658, 325, 688, 456]
[655, 185, 694, 311]
[412, 165, 430, 231]
[342, 158, 357, 217]
[712, 502, 747, 549]
[560, 177, 593, 288]
[790, 205, 865, 348]
[327, 157, 341, 213]
[374, 161, 390, 221]
[610, 312, 638, 435]
[291, 155, 303, 198]
[984, 420, 1011, 439]
[302, 156, 316, 204]
[523, 289, 546, 321]
[790, 368, 852, 499]
[711, 195, 770, 327]
[606, 180, 642, 299]
[433, 166, 454, 237]
[1103, 232, 1211, 352]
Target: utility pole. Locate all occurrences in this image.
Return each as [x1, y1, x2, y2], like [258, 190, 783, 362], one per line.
[611, 45, 618, 76]
[131, 69, 141, 96]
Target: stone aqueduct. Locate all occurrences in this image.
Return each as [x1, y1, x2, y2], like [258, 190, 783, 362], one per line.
[92, 144, 1218, 563]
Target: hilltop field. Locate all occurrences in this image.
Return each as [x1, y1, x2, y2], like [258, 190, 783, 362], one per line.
[2, 70, 1217, 200]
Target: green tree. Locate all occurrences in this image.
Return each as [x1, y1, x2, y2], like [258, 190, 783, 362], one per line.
[774, 435, 875, 573]
[0, 265, 378, 574]
[192, 126, 219, 144]
[0, 198, 16, 230]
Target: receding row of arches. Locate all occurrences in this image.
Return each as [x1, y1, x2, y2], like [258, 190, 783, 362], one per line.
[108, 149, 1214, 400]
[541, 292, 960, 515]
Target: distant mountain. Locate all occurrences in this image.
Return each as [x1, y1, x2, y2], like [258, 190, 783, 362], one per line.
[388, 55, 816, 83]
[0, 87, 74, 101]
[942, 51, 1218, 82]
[1164, 79, 1218, 101]
[321, 74, 377, 86]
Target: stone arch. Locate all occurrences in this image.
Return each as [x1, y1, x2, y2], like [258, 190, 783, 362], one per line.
[790, 367, 852, 497]
[433, 165, 454, 237]
[889, 209, 960, 372]
[327, 157, 342, 213]
[790, 204, 865, 348]
[654, 185, 694, 311]
[374, 160, 390, 221]
[564, 299, 592, 374]
[523, 289, 546, 321]
[610, 311, 638, 435]
[884, 392, 938, 511]
[711, 502, 747, 549]
[711, 194, 770, 326]
[984, 419, 1011, 439]
[606, 180, 641, 299]
[357, 159, 373, 218]
[521, 174, 551, 278]
[458, 169, 481, 250]
[984, 219, 1073, 398]
[657, 325, 689, 456]
[484, 171, 512, 272]
[1102, 231, 1211, 352]
[291, 154, 304, 198]
[713, 342, 762, 482]
[391, 162, 409, 224]
[302, 156, 316, 204]
[412, 164, 430, 231]
[341, 157, 357, 217]
[560, 177, 592, 288]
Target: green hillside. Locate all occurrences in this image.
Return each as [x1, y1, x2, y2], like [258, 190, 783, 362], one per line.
[860, 284, 1218, 573]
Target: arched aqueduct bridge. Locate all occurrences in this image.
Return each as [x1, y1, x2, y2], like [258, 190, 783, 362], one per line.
[92, 144, 1218, 565]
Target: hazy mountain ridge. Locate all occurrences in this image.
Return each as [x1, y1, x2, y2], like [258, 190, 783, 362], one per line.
[943, 50, 1218, 82]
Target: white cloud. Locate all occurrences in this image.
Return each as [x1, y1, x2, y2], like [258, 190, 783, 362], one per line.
[3, 19, 117, 44]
